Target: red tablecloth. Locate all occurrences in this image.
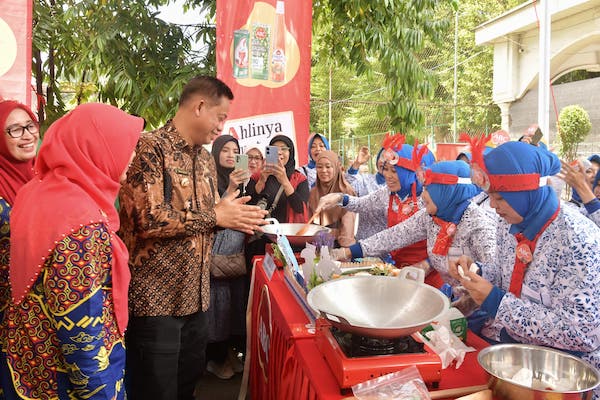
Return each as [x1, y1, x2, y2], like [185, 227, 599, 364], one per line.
[248, 258, 491, 400]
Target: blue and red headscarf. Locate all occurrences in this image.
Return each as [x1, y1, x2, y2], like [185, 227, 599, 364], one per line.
[423, 161, 480, 224]
[482, 141, 561, 240]
[306, 133, 330, 168]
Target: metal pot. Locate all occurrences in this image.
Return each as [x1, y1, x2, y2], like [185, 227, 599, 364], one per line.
[306, 267, 450, 338]
[261, 218, 330, 248]
[478, 343, 600, 400]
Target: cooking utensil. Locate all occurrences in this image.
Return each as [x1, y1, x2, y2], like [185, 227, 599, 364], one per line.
[261, 218, 330, 248]
[296, 210, 320, 235]
[478, 343, 600, 400]
[429, 385, 490, 399]
[307, 267, 450, 338]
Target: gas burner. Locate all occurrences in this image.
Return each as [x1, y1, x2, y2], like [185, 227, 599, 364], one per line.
[332, 327, 425, 358]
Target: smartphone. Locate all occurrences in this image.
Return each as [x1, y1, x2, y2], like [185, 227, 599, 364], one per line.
[530, 128, 543, 145]
[235, 153, 248, 171]
[265, 145, 280, 165]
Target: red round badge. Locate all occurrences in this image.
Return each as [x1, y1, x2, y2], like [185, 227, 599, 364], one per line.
[516, 243, 533, 264]
[402, 203, 413, 215]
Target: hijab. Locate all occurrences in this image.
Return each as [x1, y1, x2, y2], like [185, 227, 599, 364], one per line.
[306, 133, 330, 169]
[393, 144, 435, 199]
[308, 150, 355, 225]
[484, 141, 560, 240]
[0, 101, 37, 205]
[9, 103, 143, 334]
[211, 135, 238, 196]
[375, 148, 386, 185]
[425, 161, 480, 224]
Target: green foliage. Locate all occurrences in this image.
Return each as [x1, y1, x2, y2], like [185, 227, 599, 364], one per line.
[557, 105, 592, 160]
[312, 0, 454, 133]
[33, 0, 216, 129]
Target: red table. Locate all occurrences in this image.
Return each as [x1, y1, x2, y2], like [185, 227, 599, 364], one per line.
[247, 258, 491, 400]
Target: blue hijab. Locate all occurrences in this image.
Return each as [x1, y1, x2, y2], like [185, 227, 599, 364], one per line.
[426, 161, 480, 224]
[306, 133, 331, 168]
[393, 144, 435, 199]
[593, 168, 600, 192]
[484, 141, 560, 240]
[375, 148, 386, 185]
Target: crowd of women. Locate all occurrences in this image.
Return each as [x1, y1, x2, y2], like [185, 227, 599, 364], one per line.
[1, 91, 600, 399]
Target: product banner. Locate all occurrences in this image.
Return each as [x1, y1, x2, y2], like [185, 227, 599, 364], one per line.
[0, 0, 33, 106]
[216, 0, 312, 165]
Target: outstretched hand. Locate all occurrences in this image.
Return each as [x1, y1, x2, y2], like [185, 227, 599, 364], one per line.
[317, 193, 343, 212]
[215, 190, 268, 235]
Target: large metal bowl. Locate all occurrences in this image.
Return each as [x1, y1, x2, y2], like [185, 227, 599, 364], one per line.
[306, 272, 450, 338]
[478, 344, 600, 400]
[261, 219, 330, 248]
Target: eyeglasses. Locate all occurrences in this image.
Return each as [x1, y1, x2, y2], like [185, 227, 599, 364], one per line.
[248, 155, 263, 161]
[5, 122, 39, 139]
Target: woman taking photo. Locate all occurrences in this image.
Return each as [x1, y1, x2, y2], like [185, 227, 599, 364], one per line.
[308, 150, 356, 247]
[247, 135, 308, 223]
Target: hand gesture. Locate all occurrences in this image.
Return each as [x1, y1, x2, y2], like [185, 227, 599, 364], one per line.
[215, 190, 268, 235]
[317, 193, 343, 212]
[266, 162, 289, 186]
[355, 146, 371, 165]
[449, 255, 493, 305]
[227, 169, 250, 193]
[330, 247, 350, 261]
[558, 160, 595, 203]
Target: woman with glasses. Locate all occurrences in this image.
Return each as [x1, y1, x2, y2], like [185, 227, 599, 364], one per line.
[0, 100, 39, 378]
[449, 141, 600, 381]
[247, 135, 309, 223]
[245, 147, 264, 175]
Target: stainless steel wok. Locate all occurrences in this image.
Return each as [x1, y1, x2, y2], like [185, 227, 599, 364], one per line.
[261, 218, 330, 248]
[307, 268, 450, 338]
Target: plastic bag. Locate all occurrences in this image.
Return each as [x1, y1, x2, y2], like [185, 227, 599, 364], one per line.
[419, 325, 475, 369]
[352, 366, 431, 400]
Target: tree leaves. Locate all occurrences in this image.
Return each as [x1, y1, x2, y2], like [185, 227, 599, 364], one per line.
[33, 0, 215, 129]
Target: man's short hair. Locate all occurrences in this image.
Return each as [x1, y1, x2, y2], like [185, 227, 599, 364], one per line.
[179, 76, 234, 106]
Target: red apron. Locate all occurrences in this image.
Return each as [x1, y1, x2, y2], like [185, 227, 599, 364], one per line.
[387, 194, 428, 267]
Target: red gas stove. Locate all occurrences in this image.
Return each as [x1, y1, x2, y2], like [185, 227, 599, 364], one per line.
[315, 318, 443, 390]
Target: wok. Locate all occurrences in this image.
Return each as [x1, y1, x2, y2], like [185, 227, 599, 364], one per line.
[261, 218, 330, 248]
[307, 267, 450, 338]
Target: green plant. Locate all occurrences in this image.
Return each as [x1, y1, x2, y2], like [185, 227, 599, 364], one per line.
[557, 105, 591, 161]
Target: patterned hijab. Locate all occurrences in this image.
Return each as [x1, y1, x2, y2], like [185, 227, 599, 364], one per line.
[308, 150, 355, 225]
[0, 101, 37, 205]
[9, 103, 143, 334]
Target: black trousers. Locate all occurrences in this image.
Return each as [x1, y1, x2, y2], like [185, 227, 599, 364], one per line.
[126, 311, 208, 400]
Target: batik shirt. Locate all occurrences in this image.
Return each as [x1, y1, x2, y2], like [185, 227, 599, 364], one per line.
[357, 203, 497, 284]
[343, 186, 389, 241]
[0, 198, 11, 316]
[479, 205, 600, 371]
[4, 224, 125, 400]
[564, 199, 600, 228]
[118, 121, 218, 317]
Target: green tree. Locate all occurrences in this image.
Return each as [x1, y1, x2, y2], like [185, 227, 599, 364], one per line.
[33, 0, 215, 129]
[312, 0, 458, 133]
[557, 105, 592, 161]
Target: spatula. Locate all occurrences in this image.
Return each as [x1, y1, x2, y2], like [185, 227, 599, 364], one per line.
[295, 210, 320, 235]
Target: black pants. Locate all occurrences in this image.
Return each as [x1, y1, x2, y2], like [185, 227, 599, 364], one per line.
[126, 311, 208, 400]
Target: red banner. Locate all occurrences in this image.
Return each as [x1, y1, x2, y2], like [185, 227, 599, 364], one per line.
[216, 0, 312, 165]
[0, 0, 33, 106]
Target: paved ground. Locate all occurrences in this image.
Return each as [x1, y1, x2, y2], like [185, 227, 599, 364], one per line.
[195, 370, 244, 400]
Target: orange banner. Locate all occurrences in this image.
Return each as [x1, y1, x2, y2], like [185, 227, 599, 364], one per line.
[216, 0, 312, 165]
[0, 0, 33, 106]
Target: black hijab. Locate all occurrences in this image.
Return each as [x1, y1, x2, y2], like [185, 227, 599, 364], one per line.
[211, 135, 239, 196]
[269, 135, 296, 177]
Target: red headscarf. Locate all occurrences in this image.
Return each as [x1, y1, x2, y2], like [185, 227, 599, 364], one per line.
[9, 103, 143, 334]
[0, 101, 37, 205]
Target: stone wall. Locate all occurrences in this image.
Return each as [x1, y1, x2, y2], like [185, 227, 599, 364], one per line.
[509, 77, 600, 156]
